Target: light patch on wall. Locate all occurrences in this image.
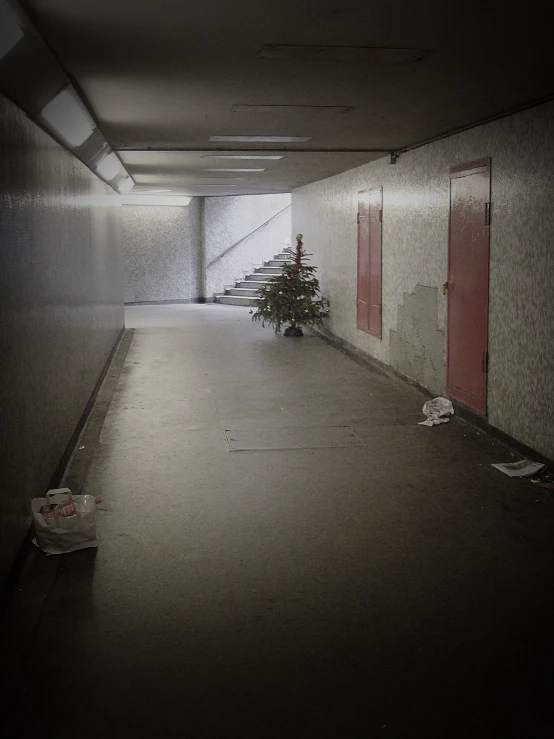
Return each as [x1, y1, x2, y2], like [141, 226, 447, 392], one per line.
[351, 191, 437, 209]
[386, 191, 439, 207]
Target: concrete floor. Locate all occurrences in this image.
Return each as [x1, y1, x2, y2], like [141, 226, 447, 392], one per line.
[7, 305, 554, 737]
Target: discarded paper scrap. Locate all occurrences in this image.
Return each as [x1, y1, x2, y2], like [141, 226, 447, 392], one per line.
[491, 459, 546, 478]
[419, 397, 454, 427]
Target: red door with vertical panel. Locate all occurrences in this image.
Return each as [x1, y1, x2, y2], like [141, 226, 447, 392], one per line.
[357, 189, 382, 338]
[447, 159, 491, 415]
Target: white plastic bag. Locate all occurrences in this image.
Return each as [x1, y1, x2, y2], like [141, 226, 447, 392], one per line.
[419, 397, 454, 426]
[31, 488, 98, 555]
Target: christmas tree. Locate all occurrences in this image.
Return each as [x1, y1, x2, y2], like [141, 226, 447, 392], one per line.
[251, 234, 328, 336]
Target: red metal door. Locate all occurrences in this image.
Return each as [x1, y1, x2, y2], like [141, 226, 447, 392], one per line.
[357, 191, 370, 331]
[447, 159, 491, 415]
[357, 189, 382, 338]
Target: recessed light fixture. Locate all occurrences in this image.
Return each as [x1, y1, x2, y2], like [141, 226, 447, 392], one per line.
[41, 87, 96, 148]
[232, 104, 350, 115]
[117, 176, 135, 195]
[257, 45, 428, 64]
[201, 155, 284, 160]
[209, 135, 312, 143]
[205, 168, 265, 173]
[95, 152, 122, 181]
[122, 195, 192, 206]
[0, 0, 24, 61]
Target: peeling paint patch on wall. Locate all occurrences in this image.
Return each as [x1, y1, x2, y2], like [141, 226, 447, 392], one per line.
[389, 285, 445, 395]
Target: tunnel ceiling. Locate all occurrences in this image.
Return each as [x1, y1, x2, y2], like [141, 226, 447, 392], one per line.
[21, 0, 554, 196]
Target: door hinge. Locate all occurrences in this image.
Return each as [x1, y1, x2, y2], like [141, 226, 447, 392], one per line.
[357, 212, 360, 224]
[379, 209, 383, 223]
[482, 350, 489, 373]
[485, 202, 491, 226]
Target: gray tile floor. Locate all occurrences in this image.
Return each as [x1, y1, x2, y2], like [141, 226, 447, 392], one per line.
[10, 305, 554, 737]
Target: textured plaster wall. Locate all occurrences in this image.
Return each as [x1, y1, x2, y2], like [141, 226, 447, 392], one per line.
[292, 102, 554, 458]
[0, 93, 124, 583]
[204, 194, 292, 297]
[122, 198, 202, 303]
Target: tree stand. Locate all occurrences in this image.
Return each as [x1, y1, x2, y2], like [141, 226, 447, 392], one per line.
[283, 325, 303, 337]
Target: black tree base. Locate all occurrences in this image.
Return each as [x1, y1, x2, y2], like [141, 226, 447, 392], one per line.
[284, 326, 303, 337]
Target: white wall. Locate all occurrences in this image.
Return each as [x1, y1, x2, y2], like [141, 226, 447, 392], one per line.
[204, 194, 291, 296]
[122, 199, 202, 303]
[0, 93, 124, 583]
[292, 102, 554, 458]
[122, 194, 292, 301]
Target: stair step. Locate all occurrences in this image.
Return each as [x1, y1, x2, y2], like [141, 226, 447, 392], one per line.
[244, 273, 277, 282]
[216, 249, 289, 308]
[215, 295, 260, 306]
[227, 287, 259, 297]
[236, 280, 271, 289]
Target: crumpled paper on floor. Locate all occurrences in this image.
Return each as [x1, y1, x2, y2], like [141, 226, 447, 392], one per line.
[419, 397, 454, 426]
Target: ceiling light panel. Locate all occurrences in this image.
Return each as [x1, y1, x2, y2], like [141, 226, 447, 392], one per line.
[41, 87, 96, 148]
[257, 45, 428, 64]
[201, 155, 284, 160]
[117, 176, 134, 195]
[95, 152, 122, 181]
[205, 168, 265, 172]
[232, 105, 350, 114]
[122, 195, 192, 206]
[209, 136, 312, 143]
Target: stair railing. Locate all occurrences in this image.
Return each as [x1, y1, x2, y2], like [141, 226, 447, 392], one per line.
[206, 204, 291, 269]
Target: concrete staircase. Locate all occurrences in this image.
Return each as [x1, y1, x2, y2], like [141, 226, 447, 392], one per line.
[214, 252, 291, 306]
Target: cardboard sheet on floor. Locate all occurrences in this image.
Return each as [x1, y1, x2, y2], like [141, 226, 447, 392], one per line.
[224, 426, 363, 451]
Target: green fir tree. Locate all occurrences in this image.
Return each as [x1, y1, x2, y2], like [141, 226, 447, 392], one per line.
[251, 234, 328, 336]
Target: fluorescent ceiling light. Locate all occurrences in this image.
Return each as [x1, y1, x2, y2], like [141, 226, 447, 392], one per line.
[0, 0, 24, 61]
[232, 104, 350, 114]
[141, 189, 172, 193]
[199, 185, 239, 188]
[117, 176, 134, 194]
[209, 135, 312, 143]
[201, 155, 284, 160]
[41, 87, 96, 148]
[205, 168, 265, 173]
[95, 152, 122, 181]
[122, 195, 192, 206]
[257, 45, 428, 64]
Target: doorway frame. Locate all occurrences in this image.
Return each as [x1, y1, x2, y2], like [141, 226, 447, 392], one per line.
[446, 157, 491, 416]
[356, 187, 383, 339]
